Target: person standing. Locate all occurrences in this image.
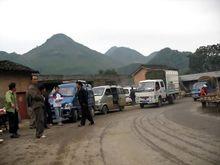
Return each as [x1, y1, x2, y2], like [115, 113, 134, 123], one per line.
[4, 82, 19, 138]
[76, 81, 94, 127]
[53, 85, 63, 126]
[33, 84, 46, 138]
[27, 84, 37, 129]
[130, 87, 136, 105]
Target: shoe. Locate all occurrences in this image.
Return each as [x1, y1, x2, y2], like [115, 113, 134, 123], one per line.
[78, 124, 85, 127]
[15, 133, 20, 137]
[10, 134, 19, 138]
[0, 139, 3, 143]
[41, 135, 46, 138]
[49, 124, 53, 126]
[89, 122, 95, 126]
[36, 135, 46, 139]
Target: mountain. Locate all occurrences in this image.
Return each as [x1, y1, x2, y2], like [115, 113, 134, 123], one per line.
[117, 48, 191, 75]
[0, 51, 22, 63]
[117, 63, 143, 75]
[0, 34, 194, 75]
[105, 46, 148, 66]
[20, 34, 121, 74]
[146, 48, 191, 74]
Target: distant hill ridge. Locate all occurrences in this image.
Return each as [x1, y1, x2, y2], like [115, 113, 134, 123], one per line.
[0, 33, 192, 75]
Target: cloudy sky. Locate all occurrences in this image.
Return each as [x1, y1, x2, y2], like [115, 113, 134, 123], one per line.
[0, 0, 219, 55]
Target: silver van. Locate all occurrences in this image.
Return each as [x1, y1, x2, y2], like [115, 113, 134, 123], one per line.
[92, 85, 126, 114]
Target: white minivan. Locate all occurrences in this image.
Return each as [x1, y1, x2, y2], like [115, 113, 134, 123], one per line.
[92, 85, 126, 114]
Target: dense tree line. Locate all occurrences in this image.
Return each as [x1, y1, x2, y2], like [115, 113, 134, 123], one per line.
[189, 44, 220, 74]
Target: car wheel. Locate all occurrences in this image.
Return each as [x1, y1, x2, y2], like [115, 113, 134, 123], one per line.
[194, 98, 197, 101]
[157, 97, 162, 107]
[140, 104, 144, 108]
[72, 110, 78, 122]
[101, 105, 108, 115]
[202, 101, 206, 108]
[168, 95, 174, 104]
[119, 106, 125, 111]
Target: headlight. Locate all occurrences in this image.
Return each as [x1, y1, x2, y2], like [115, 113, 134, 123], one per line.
[95, 100, 101, 105]
[64, 103, 73, 109]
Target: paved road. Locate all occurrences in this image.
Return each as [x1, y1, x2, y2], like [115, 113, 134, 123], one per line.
[0, 97, 220, 165]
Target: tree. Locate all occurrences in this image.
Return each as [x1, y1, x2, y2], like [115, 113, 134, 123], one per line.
[189, 44, 220, 73]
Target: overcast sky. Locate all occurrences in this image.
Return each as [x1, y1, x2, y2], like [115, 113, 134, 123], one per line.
[0, 0, 219, 55]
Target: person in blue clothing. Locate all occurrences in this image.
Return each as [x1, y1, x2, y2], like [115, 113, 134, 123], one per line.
[76, 81, 94, 127]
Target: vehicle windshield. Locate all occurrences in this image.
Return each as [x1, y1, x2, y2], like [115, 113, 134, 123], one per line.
[192, 82, 205, 89]
[93, 87, 105, 96]
[59, 87, 74, 97]
[137, 82, 155, 92]
[124, 89, 129, 94]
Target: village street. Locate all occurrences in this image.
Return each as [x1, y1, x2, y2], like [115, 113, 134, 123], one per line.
[0, 97, 220, 165]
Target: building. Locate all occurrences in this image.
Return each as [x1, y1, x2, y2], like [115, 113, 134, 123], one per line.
[131, 64, 177, 85]
[34, 74, 132, 88]
[0, 60, 39, 119]
[180, 71, 220, 90]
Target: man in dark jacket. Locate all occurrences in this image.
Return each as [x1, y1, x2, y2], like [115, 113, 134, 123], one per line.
[76, 81, 94, 127]
[32, 84, 46, 138]
[130, 87, 136, 105]
[27, 84, 37, 129]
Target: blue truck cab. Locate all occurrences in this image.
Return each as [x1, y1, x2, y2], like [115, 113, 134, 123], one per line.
[49, 82, 95, 122]
[191, 82, 206, 101]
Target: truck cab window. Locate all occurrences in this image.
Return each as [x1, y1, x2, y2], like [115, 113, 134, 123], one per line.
[160, 82, 165, 88]
[155, 82, 160, 91]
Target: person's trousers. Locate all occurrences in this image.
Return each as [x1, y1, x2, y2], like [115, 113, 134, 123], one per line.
[44, 108, 47, 127]
[7, 111, 19, 134]
[28, 107, 35, 128]
[34, 107, 44, 138]
[46, 108, 53, 124]
[54, 107, 62, 124]
[80, 105, 94, 126]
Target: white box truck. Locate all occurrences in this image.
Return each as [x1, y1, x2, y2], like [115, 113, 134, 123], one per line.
[136, 69, 180, 108]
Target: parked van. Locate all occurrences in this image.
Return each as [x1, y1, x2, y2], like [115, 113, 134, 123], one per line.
[49, 82, 95, 122]
[92, 85, 126, 114]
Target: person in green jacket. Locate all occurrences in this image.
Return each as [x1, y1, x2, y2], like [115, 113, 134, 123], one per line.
[5, 82, 19, 138]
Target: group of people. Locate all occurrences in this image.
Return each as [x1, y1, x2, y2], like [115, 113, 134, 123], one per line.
[3, 81, 95, 140]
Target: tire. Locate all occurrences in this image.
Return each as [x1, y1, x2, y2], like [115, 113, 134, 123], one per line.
[168, 95, 174, 104]
[157, 97, 162, 107]
[119, 106, 125, 111]
[202, 101, 206, 108]
[101, 105, 108, 115]
[140, 104, 144, 109]
[71, 109, 78, 123]
[194, 98, 197, 101]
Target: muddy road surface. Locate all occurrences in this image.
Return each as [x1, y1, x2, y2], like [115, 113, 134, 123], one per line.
[0, 97, 220, 165]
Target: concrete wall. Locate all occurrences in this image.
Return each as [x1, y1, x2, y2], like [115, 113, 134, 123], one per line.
[133, 68, 148, 85]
